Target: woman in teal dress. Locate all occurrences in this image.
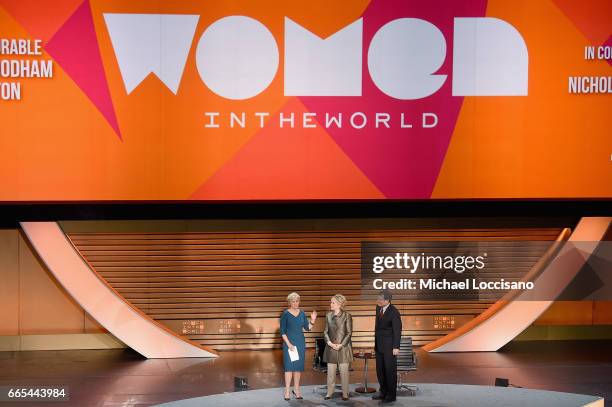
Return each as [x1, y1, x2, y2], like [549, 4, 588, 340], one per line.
[280, 292, 317, 400]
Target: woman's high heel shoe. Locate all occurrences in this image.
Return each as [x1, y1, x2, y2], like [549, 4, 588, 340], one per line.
[292, 389, 303, 400]
[284, 388, 291, 401]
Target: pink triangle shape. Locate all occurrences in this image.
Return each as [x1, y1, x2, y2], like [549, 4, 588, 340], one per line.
[45, 0, 122, 140]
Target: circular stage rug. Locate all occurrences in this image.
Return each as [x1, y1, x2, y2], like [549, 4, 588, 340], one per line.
[154, 383, 603, 407]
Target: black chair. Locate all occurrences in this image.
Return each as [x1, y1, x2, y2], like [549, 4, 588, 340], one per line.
[397, 337, 418, 395]
[313, 338, 328, 372]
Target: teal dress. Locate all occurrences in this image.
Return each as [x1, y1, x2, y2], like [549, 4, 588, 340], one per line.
[280, 309, 310, 371]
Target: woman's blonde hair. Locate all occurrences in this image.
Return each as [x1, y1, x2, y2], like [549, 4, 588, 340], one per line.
[287, 292, 300, 304]
[332, 294, 347, 309]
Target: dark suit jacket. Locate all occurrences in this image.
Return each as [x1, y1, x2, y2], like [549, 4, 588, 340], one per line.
[374, 304, 402, 354]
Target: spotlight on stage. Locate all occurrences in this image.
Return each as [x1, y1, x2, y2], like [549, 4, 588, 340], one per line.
[234, 376, 248, 391]
[495, 378, 509, 387]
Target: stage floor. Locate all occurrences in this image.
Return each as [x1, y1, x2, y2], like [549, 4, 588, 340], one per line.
[0, 340, 610, 406]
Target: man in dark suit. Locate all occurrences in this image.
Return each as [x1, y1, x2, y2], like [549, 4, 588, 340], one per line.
[373, 289, 402, 403]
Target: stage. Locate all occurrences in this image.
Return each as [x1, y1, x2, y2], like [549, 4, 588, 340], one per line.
[0, 340, 609, 406]
[0, 0, 610, 404]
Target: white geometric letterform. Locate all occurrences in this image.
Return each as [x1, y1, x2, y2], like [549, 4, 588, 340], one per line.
[284, 17, 363, 96]
[453, 17, 528, 96]
[104, 13, 199, 94]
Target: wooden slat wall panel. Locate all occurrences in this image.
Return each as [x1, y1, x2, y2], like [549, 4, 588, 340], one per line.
[67, 228, 562, 350]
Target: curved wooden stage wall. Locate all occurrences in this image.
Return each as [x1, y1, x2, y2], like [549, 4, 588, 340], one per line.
[65, 224, 563, 351]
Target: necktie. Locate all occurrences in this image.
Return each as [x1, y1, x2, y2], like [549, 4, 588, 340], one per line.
[379, 307, 384, 319]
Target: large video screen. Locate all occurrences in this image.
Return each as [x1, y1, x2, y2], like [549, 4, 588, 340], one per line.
[0, 0, 610, 200]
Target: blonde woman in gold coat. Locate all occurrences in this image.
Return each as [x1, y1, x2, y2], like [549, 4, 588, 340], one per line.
[323, 294, 353, 401]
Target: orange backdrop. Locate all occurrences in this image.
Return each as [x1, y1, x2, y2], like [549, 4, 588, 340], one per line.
[0, 0, 609, 200]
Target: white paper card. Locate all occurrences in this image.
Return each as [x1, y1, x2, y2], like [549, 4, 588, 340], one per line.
[288, 346, 300, 362]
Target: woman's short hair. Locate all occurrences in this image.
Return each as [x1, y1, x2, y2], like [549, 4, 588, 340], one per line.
[286, 292, 300, 303]
[332, 294, 347, 309]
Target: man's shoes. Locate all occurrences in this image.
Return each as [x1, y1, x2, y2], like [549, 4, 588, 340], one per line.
[381, 397, 397, 404]
[372, 392, 386, 400]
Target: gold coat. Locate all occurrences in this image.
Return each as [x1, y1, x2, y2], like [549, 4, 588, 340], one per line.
[323, 310, 353, 364]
